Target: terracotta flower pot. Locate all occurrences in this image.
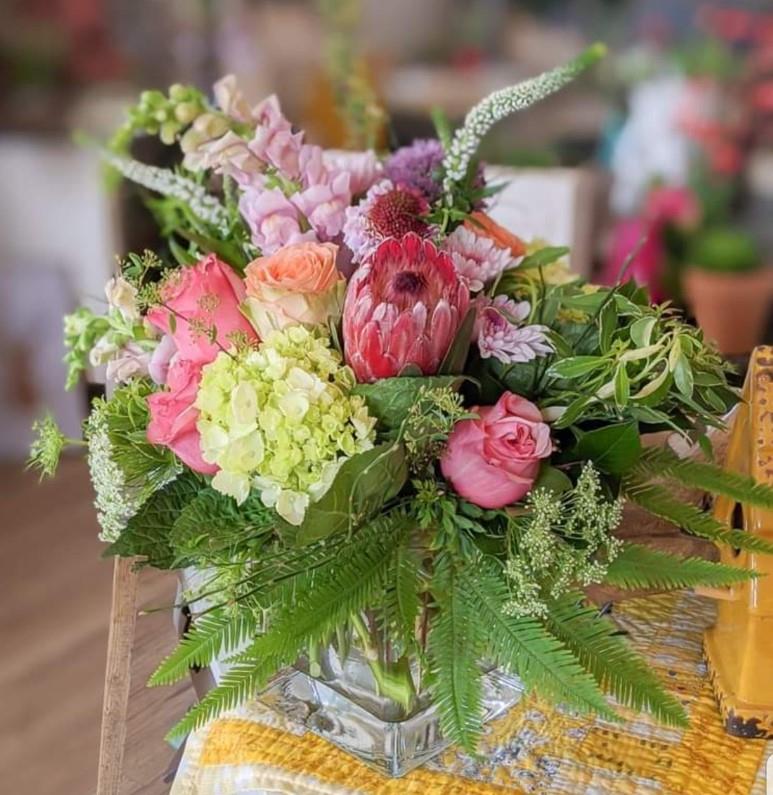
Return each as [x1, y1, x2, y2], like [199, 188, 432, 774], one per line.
[683, 267, 773, 355]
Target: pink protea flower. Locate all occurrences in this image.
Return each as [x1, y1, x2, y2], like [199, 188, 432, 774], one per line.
[443, 225, 514, 292]
[343, 180, 432, 263]
[343, 233, 470, 382]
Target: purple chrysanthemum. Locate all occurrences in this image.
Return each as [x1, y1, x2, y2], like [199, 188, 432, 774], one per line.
[385, 139, 446, 203]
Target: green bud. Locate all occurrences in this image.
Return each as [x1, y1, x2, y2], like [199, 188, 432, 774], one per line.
[160, 121, 178, 145]
[168, 83, 187, 101]
[174, 102, 200, 124]
[154, 109, 169, 123]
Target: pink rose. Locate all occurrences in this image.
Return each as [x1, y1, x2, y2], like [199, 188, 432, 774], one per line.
[147, 359, 217, 474]
[441, 392, 552, 509]
[146, 254, 258, 364]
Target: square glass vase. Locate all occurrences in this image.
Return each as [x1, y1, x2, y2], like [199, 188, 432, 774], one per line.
[258, 644, 524, 778]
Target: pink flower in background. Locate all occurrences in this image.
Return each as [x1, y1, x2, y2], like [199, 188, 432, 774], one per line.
[602, 218, 666, 302]
[342, 233, 470, 382]
[441, 392, 552, 509]
[147, 359, 217, 474]
[645, 186, 701, 229]
[146, 254, 257, 363]
[239, 188, 315, 253]
[322, 150, 383, 195]
[443, 225, 514, 291]
[292, 172, 352, 240]
[343, 180, 432, 263]
[476, 295, 552, 364]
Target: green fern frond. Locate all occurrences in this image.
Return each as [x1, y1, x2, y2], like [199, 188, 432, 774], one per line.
[165, 652, 276, 741]
[393, 543, 422, 647]
[623, 478, 773, 555]
[428, 559, 485, 754]
[459, 557, 618, 721]
[149, 609, 258, 687]
[635, 447, 773, 509]
[603, 543, 757, 592]
[165, 512, 411, 740]
[545, 594, 688, 727]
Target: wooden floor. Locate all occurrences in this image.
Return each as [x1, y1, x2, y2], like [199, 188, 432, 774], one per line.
[0, 458, 192, 795]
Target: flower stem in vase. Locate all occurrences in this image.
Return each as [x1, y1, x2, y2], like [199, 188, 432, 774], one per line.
[351, 613, 417, 712]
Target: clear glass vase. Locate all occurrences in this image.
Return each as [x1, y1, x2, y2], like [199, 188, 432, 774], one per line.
[259, 630, 524, 777]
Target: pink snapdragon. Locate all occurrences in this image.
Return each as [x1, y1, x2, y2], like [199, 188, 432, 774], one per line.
[239, 188, 315, 254]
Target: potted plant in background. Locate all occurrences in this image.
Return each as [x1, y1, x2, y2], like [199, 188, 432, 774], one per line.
[683, 226, 771, 355]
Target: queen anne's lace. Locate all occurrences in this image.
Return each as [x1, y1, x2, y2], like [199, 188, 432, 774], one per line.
[85, 407, 141, 542]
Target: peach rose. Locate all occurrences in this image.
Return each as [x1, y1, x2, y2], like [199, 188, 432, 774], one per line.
[441, 392, 552, 509]
[243, 241, 346, 337]
[465, 211, 527, 258]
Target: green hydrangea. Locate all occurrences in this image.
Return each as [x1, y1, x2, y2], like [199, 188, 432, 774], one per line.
[195, 325, 376, 524]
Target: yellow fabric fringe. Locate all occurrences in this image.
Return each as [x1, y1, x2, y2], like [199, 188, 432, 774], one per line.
[172, 593, 772, 795]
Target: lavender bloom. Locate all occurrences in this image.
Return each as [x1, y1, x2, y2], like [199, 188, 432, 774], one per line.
[385, 139, 446, 203]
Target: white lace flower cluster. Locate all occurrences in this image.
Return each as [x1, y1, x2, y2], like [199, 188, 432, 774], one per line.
[503, 463, 624, 618]
[85, 406, 142, 542]
[103, 151, 229, 230]
[442, 44, 606, 198]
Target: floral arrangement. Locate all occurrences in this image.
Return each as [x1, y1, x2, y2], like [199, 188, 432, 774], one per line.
[30, 44, 773, 759]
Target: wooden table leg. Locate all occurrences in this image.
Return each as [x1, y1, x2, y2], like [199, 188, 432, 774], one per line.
[96, 556, 140, 795]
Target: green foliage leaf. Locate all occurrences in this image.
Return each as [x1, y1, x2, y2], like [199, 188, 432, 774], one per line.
[170, 487, 275, 563]
[167, 512, 411, 740]
[518, 246, 570, 270]
[604, 543, 757, 591]
[549, 356, 607, 379]
[533, 465, 573, 495]
[439, 307, 477, 375]
[629, 316, 657, 348]
[634, 447, 773, 510]
[105, 472, 201, 567]
[393, 543, 422, 647]
[545, 595, 688, 727]
[166, 655, 275, 741]
[459, 557, 617, 720]
[352, 376, 463, 430]
[284, 443, 409, 545]
[149, 609, 258, 687]
[622, 478, 773, 555]
[428, 559, 486, 753]
[574, 422, 642, 475]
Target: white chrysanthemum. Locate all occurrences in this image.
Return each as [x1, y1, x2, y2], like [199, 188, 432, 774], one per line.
[443, 226, 514, 292]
